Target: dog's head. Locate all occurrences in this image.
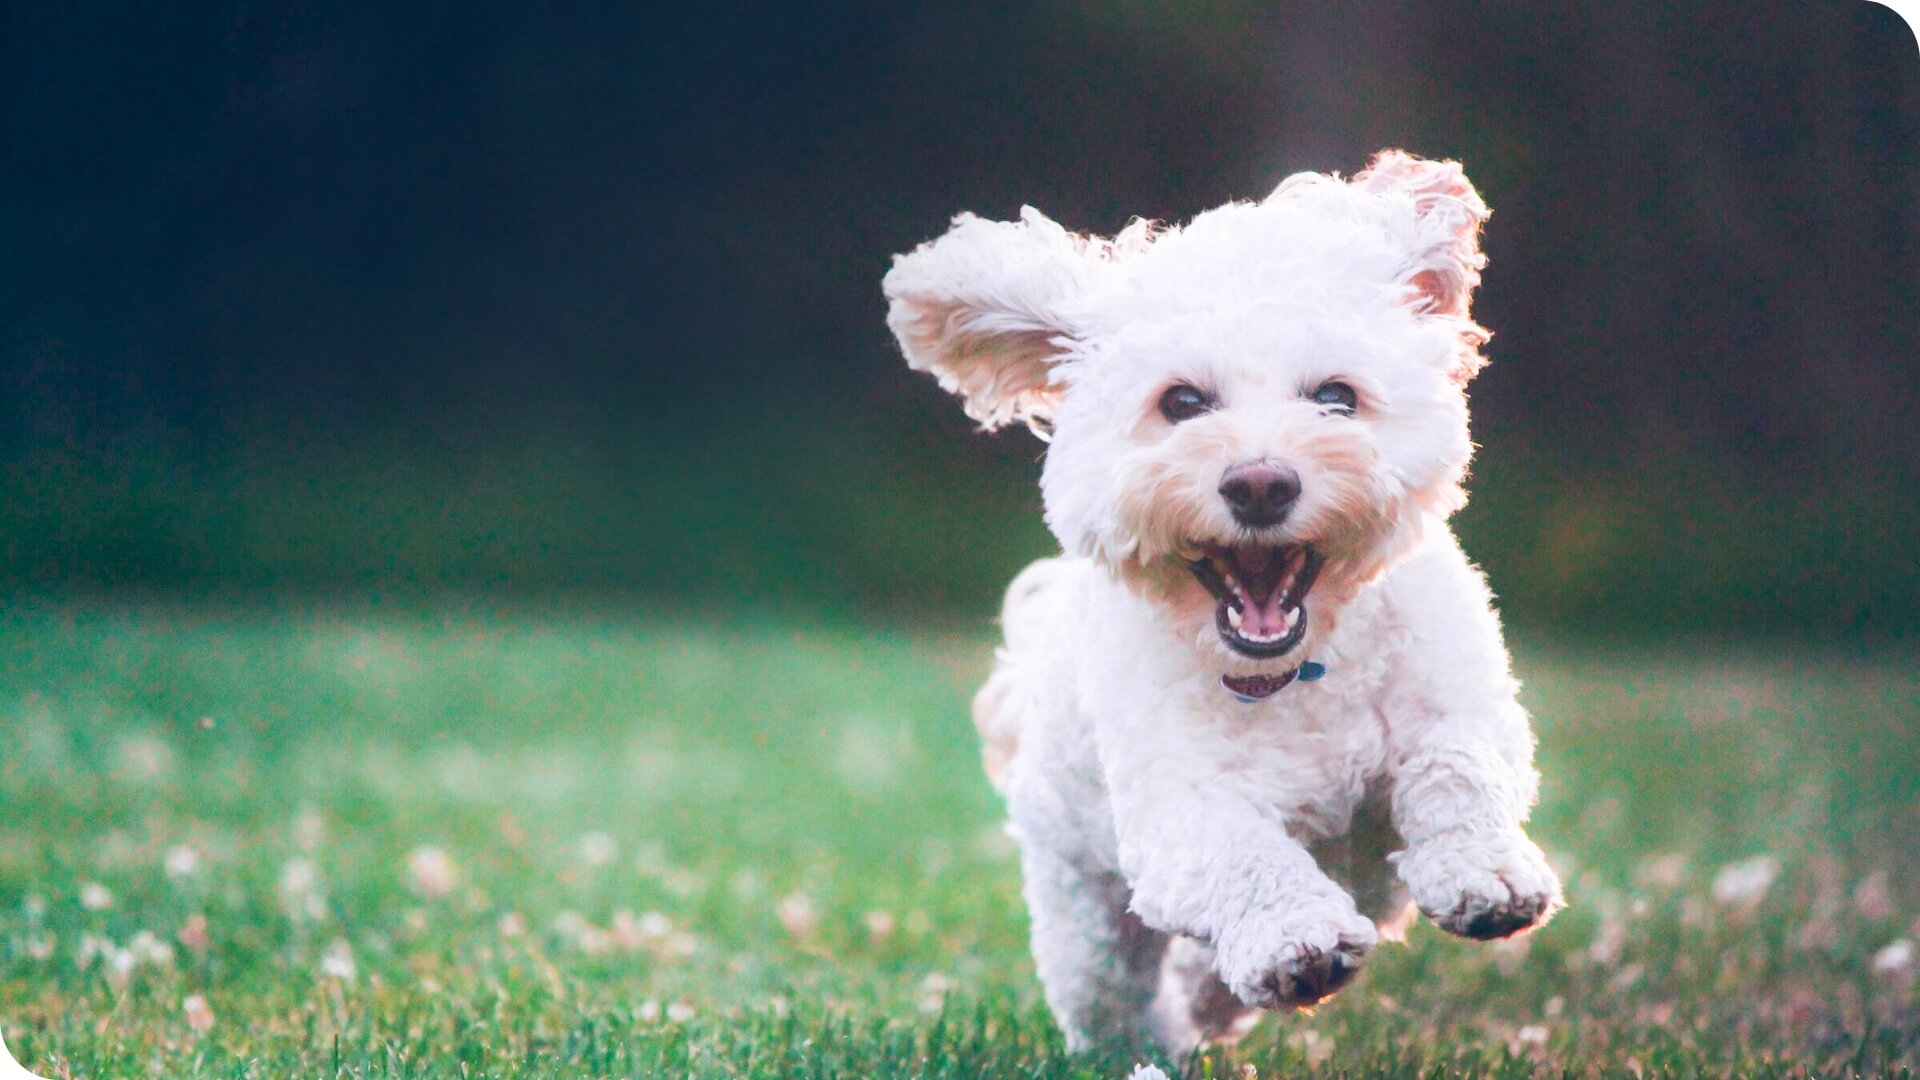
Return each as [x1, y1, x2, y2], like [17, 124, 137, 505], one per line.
[885, 151, 1492, 671]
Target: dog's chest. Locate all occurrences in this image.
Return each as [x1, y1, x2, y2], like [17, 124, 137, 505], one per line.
[1214, 692, 1391, 842]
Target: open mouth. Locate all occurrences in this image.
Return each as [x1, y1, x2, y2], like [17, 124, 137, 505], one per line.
[1186, 544, 1325, 659]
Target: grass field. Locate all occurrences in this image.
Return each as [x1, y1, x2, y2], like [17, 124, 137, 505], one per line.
[0, 604, 1915, 1078]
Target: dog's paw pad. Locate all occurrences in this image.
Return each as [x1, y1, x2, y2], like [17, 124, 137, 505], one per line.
[1224, 917, 1376, 1011]
[1255, 942, 1363, 1007]
[1400, 835, 1564, 941]
[1437, 876, 1555, 940]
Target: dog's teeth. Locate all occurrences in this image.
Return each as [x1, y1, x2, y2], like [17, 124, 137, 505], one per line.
[1226, 606, 1243, 630]
[1285, 607, 1300, 629]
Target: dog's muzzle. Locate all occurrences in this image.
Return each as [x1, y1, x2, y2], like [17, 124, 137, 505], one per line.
[1187, 543, 1324, 660]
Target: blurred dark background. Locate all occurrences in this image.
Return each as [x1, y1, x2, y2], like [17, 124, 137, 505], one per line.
[3, 1, 1915, 637]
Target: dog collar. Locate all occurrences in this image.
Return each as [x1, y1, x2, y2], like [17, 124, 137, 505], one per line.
[1222, 660, 1325, 703]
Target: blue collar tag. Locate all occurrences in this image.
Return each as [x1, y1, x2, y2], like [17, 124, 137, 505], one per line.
[1296, 660, 1327, 682]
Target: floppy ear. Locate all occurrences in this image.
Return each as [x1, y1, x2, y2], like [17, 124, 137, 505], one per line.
[1357, 153, 1493, 382]
[1355, 149, 1490, 321]
[883, 206, 1094, 431]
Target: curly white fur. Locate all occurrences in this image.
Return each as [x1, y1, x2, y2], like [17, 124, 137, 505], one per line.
[885, 151, 1563, 1055]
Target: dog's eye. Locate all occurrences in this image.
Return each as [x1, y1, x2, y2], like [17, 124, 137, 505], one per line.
[1311, 381, 1358, 414]
[1158, 384, 1214, 424]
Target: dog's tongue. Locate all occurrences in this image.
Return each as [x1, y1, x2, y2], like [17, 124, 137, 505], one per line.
[1231, 548, 1299, 639]
[1238, 586, 1291, 639]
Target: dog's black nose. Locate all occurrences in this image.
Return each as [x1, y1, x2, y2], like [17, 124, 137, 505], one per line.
[1219, 462, 1300, 526]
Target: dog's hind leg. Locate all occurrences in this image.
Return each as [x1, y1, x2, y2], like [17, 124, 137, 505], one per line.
[972, 557, 1073, 791]
[1019, 842, 1168, 1053]
[1150, 936, 1259, 1054]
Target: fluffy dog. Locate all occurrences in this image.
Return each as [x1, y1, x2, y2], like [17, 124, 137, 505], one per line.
[882, 151, 1563, 1053]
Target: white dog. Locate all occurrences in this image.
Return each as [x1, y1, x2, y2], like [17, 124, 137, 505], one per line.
[883, 151, 1563, 1053]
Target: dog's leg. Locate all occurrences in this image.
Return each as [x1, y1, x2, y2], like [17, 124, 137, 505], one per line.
[1150, 936, 1258, 1054]
[1108, 781, 1379, 1012]
[1019, 843, 1168, 1053]
[1093, 694, 1379, 1015]
[1389, 739, 1563, 939]
[1378, 542, 1564, 940]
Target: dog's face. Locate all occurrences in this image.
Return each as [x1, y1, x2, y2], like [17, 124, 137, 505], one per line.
[886, 151, 1492, 670]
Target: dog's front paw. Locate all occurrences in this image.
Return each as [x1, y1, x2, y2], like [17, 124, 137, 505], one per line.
[1216, 903, 1378, 1010]
[1395, 831, 1563, 940]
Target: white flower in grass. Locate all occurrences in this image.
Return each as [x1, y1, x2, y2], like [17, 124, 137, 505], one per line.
[129, 930, 175, 968]
[103, 945, 137, 987]
[576, 831, 618, 868]
[665, 1001, 695, 1023]
[1126, 1067, 1172, 1080]
[79, 882, 114, 911]
[610, 911, 645, 951]
[280, 858, 319, 896]
[182, 993, 216, 1034]
[552, 911, 610, 954]
[164, 845, 202, 881]
[611, 910, 675, 952]
[776, 892, 817, 938]
[917, 972, 953, 1013]
[1510, 1023, 1550, 1053]
[319, 940, 357, 982]
[1636, 852, 1690, 889]
[1712, 856, 1780, 912]
[279, 859, 327, 922]
[638, 999, 661, 1022]
[497, 912, 528, 938]
[1873, 938, 1915, 977]
[405, 846, 459, 899]
[863, 909, 896, 944]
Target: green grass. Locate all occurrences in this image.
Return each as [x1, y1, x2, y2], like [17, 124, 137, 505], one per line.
[0, 605, 1915, 1078]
